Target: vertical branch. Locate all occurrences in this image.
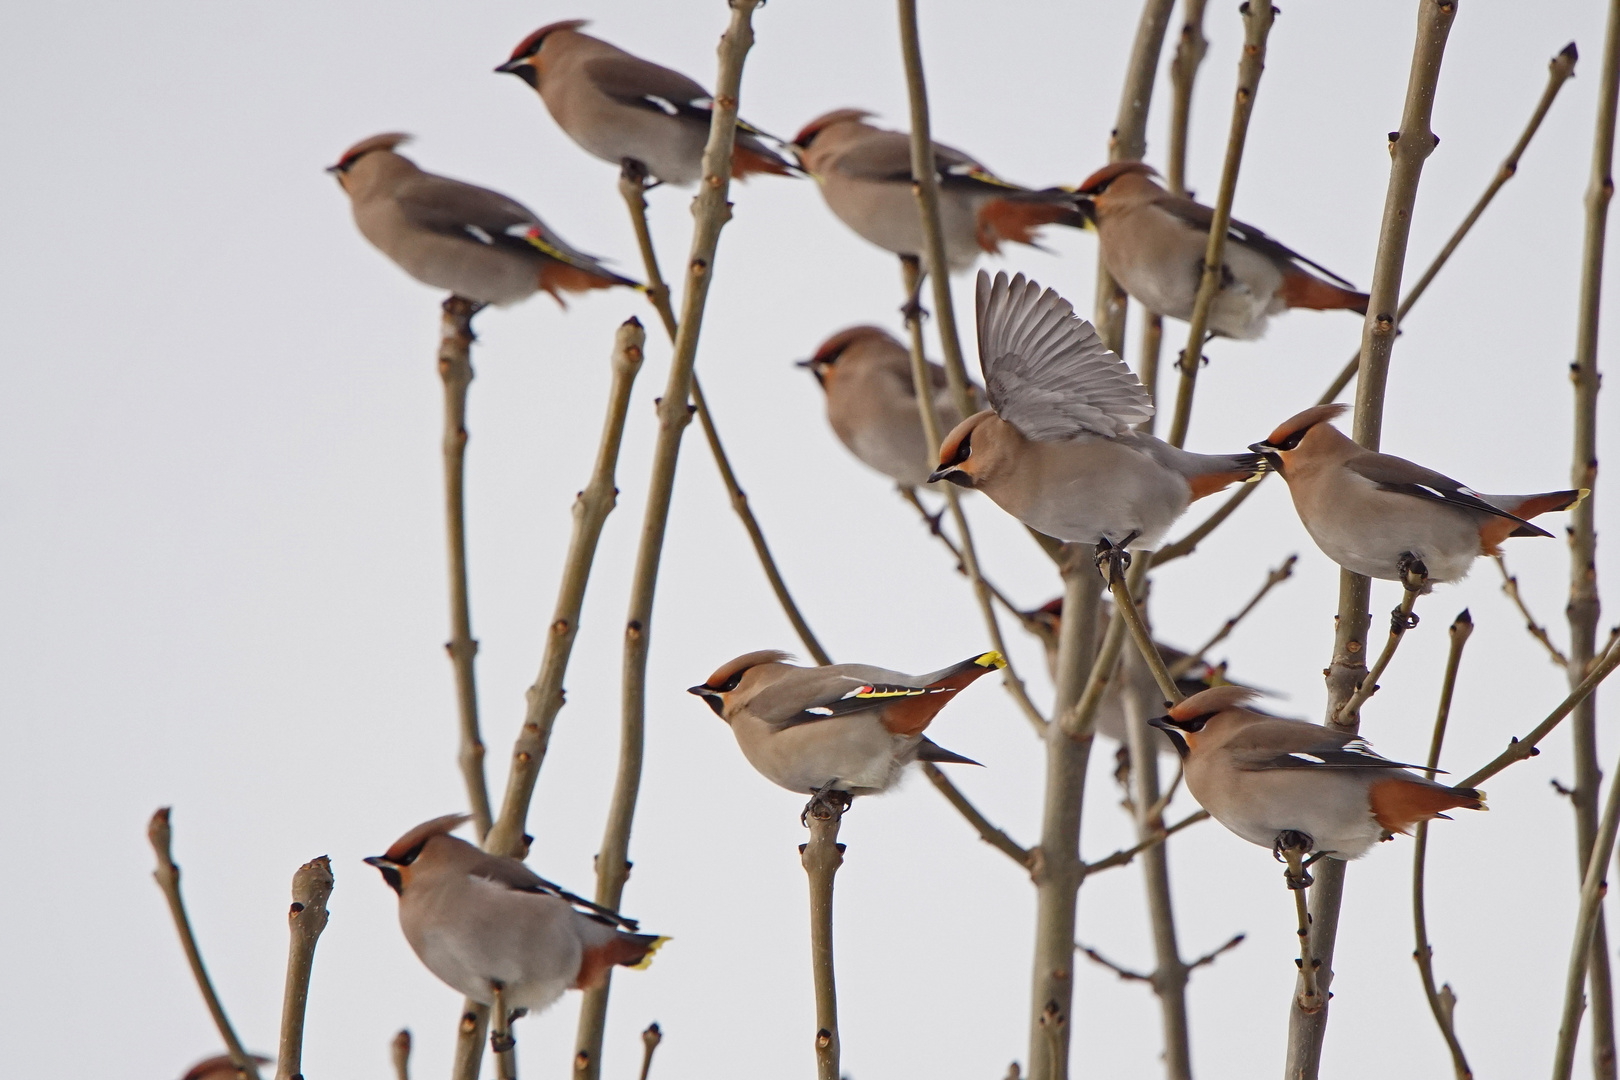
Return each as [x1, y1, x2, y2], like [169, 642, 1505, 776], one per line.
[1094, 0, 1178, 355]
[483, 318, 647, 856]
[146, 808, 264, 1080]
[1167, 0, 1211, 198]
[275, 856, 333, 1080]
[619, 166, 831, 664]
[573, 6, 762, 1077]
[439, 296, 493, 840]
[1164, 0, 1276, 450]
[1288, 4, 1457, 1076]
[800, 804, 845, 1080]
[1555, 739, 1620, 1080]
[1412, 611, 1474, 1080]
[1028, 550, 1105, 1080]
[490, 984, 517, 1080]
[1568, 5, 1620, 1078]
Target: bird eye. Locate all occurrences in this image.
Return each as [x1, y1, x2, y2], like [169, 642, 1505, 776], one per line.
[717, 672, 744, 692]
[1180, 711, 1217, 732]
[1275, 429, 1307, 451]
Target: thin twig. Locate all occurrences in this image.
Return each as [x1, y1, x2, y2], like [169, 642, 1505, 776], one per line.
[1165, 0, 1277, 449]
[1102, 550, 1184, 706]
[1168, 555, 1296, 678]
[1168, 0, 1211, 199]
[922, 762, 1033, 869]
[1290, 6, 1459, 1072]
[391, 1030, 411, 1080]
[1460, 632, 1620, 789]
[1155, 41, 1577, 570]
[801, 802, 845, 1080]
[438, 296, 492, 841]
[639, 1023, 662, 1080]
[146, 809, 264, 1080]
[1188, 933, 1247, 972]
[275, 856, 333, 1080]
[1076, 943, 1152, 983]
[1333, 562, 1428, 725]
[1412, 611, 1474, 1080]
[573, 7, 763, 1076]
[618, 164, 830, 664]
[483, 318, 646, 860]
[899, 258, 1049, 736]
[1554, 728, 1620, 1080]
[897, 487, 1040, 634]
[1564, 13, 1618, 1080]
[1082, 809, 1210, 876]
[1494, 554, 1569, 666]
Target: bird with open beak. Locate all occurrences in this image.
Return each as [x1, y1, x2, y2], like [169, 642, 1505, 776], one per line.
[1075, 161, 1367, 340]
[1252, 403, 1584, 584]
[365, 815, 665, 1017]
[928, 271, 1263, 557]
[797, 325, 986, 491]
[1150, 686, 1485, 861]
[496, 20, 796, 187]
[689, 650, 1003, 818]
[328, 133, 642, 306]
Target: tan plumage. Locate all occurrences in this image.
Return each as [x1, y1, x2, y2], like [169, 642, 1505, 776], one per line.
[497, 21, 795, 186]
[799, 326, 985, 489]
[789, 111, 1086, 270]
[928, 272, 1263, 549]
[365, 815, 665, 1015]
[688, 650, 1003, 800]
[1076, 162, 1367, 339]
[1254, 404, 1584, 583]
[1150, 687, 1484, 860]
[328, 133, 641, 306]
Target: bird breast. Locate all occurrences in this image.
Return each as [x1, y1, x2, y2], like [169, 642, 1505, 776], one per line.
[728, 710, 912, 796]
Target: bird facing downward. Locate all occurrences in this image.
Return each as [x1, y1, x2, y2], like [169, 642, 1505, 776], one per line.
[789, 111, 1087, 272]
[1253, 403, 1584, 584]
[328, 133, 641, 306]
[1076, 161, 1367, 340]
[798, 325, 986, 490]
[928, 271, 1263, 551]
[1149, 686, 1484, 861]
[689, 650, 1003, 814]
[497, 21, 796, 187]
[365, 815, 665, 1015]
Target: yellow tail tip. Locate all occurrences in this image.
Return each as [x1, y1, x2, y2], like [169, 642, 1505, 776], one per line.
[974, 650, 1007, 670]
[631, 936, 672, 970]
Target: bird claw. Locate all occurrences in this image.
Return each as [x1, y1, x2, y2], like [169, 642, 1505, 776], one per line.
[900, 296, 931, 323]
[490, 1031, 516, 1053]
[1395, 552, 1430, 591]
[1093, 536, 1136, 583]
[1273, 830, 1316, 889]
[801, 784, 852, 827]
[1390, 606, 1421, 634]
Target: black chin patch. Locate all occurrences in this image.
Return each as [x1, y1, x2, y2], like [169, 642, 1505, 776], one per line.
[942, 471, 974, 489]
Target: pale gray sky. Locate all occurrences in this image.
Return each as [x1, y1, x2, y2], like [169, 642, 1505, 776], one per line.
[2, 2, 1617, 1078]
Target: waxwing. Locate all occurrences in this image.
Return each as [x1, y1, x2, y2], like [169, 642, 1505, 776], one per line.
[329, 133, 641, 306]
[179, 1054, 271, 1080]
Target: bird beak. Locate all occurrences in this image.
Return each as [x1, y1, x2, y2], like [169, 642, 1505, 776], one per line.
[687, 685, 716, 697]
[1247, 441, 1272, 454]
[1248, 442, 1284, 472]
[794, 358, 817, 368]
[1146, 714, 1176, 732]
[494, 59, 528, 74]
[363, 855, 399, 869]
[928, 465, 973, 488]
[324, 163, 344, 175]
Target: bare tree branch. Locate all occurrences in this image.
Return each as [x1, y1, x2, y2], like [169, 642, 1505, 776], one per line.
[1168, 555, 1296, 678]
[1165, 0, 1277, 449]
[1494, 554, 1569, 666]
[922, 762, 1033, 870]
[147, 808, 264, 1080]
[1554, 732, 1620, 1080]
[1289, 7, 1458, 1069]
[618, 164, 831, 664]
[438, 297, 493, 840]
[1075, 942, 1152, 983]
[391, 1030, 410, 1080]
[801, 802, 845, 1080]
[1412, 611, 1475, 1080]
[1081, 809, 1210, 876]
[1332, 561, 1428, 725]
[639, 1023, 662, 1080]
[274, 856, 333, 1080]
[572, 6, 763, 1075]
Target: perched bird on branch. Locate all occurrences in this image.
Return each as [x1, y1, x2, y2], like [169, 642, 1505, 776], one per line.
[1150, 686, 1484, 860]
[179, 1053, 271, 1080]
[1075, 162, 1367, 340]
[1253, 404, 1584, 584]
[1026, 597, 1263, 754]
[497, 20, 796, 187]
[328, 133, 641, 306]
[689, 650, 1003, 817]
[928, 272, 1263, 553]
[365, 815, 666, 1015]
[798, 325, 985, 490]
[788, 111, 1087, 272]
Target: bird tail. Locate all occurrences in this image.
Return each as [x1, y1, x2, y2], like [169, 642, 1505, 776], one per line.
[1370, 777, 1486, 835]
[1279, 269, 1369, 314]
[1184, 453, 1267, 501]
[975, 192, 1091, 254]
[915, 736, 982, 767]
[625, 934, 672, 971]
[732, 139, 801, 180]
[1498, 489, 1588, 538]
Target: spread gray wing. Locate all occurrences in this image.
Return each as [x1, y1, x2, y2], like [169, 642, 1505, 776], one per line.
[975, 270, 1153, 440]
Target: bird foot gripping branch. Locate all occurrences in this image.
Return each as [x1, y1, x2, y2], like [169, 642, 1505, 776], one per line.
[802, 785, 853, 828]
[1273, 830, 1319, 891]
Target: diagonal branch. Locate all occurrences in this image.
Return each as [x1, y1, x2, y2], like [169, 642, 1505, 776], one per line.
[1495, 554, 1569, 666]
[619, 165, 830, 664]
[1165, 0, 1277, 449]
[1332, 561, 1427, 725]
[1082, 809, 1210, 876]
[922, 762, 1033, 870]
[1412, 610, 1474, 1080]
[147, 808, 264, 1080]
[1168, 554, 1296, 678]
